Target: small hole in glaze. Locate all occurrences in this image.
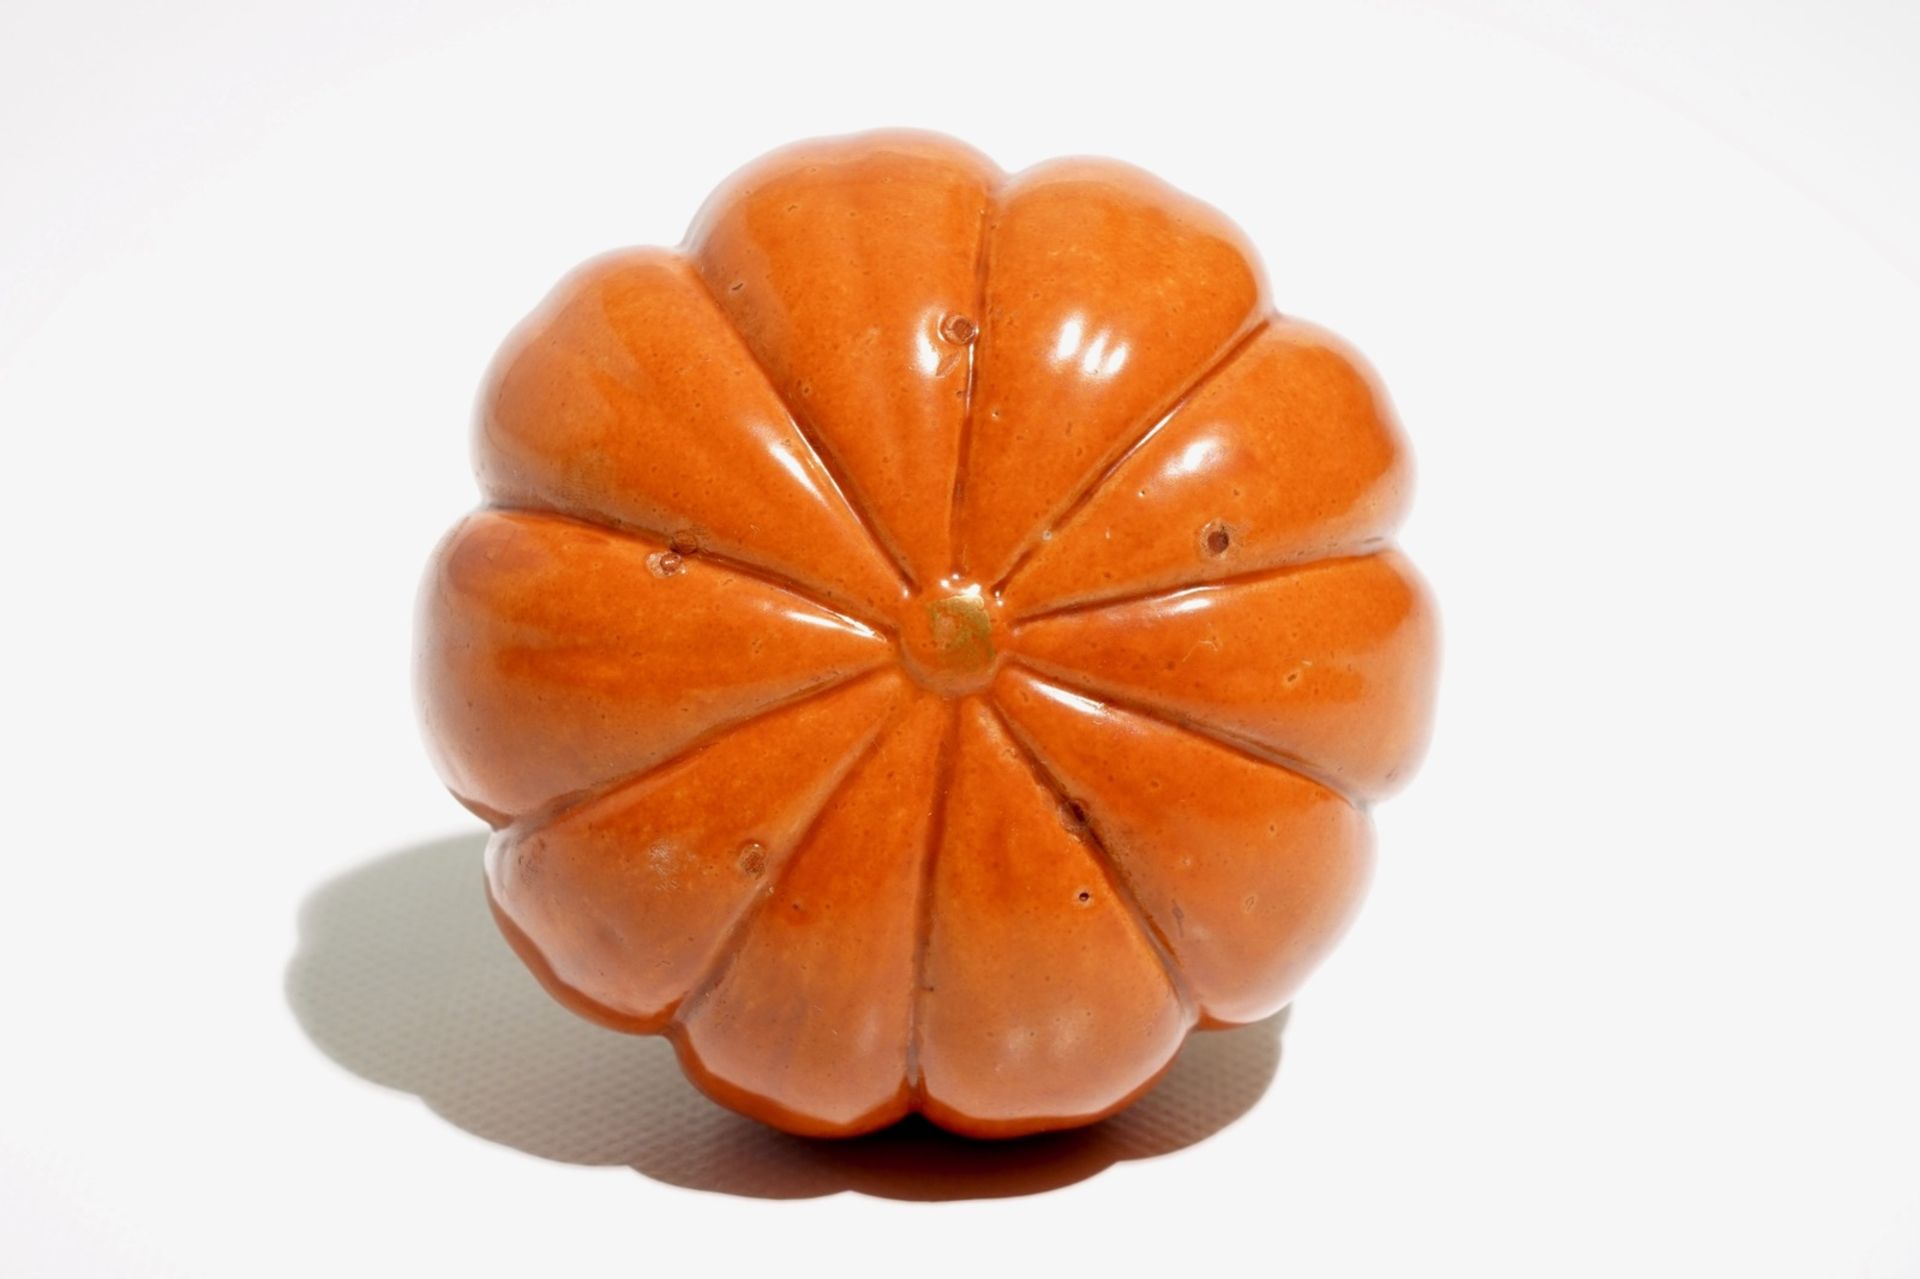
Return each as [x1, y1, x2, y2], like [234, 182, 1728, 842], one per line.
[736, 841, 767, 877]
[647, 550, 684, 578]
[1061, 799, 1088, 832]
[939, 314, 978, 345]
[1075, 890, 1092, 905]
[1203, 523, 1232, 557]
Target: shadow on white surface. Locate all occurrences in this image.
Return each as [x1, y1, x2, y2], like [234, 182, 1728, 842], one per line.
[286, 834, 1285, 1200]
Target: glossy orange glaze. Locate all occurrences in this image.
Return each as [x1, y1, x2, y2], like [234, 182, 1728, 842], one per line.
[416, 130, 1439, 1139]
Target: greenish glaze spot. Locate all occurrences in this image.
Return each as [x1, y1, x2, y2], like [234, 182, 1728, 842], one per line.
[925, 594, 994, 672]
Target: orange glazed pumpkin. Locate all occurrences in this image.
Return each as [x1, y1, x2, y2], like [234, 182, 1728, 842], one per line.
[416, 130, 1437, 1139]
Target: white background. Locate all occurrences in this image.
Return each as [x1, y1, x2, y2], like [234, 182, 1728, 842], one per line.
[4, 1, 1918, 1275]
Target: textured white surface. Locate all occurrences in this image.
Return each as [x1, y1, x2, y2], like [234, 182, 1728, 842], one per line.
[4, 2, 1919, 1276]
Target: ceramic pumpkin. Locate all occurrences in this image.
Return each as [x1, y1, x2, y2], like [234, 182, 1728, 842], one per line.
[416, 130, 1437, 1139]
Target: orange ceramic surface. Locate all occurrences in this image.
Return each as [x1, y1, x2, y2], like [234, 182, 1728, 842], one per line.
[416, 130, 1438, 1139]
